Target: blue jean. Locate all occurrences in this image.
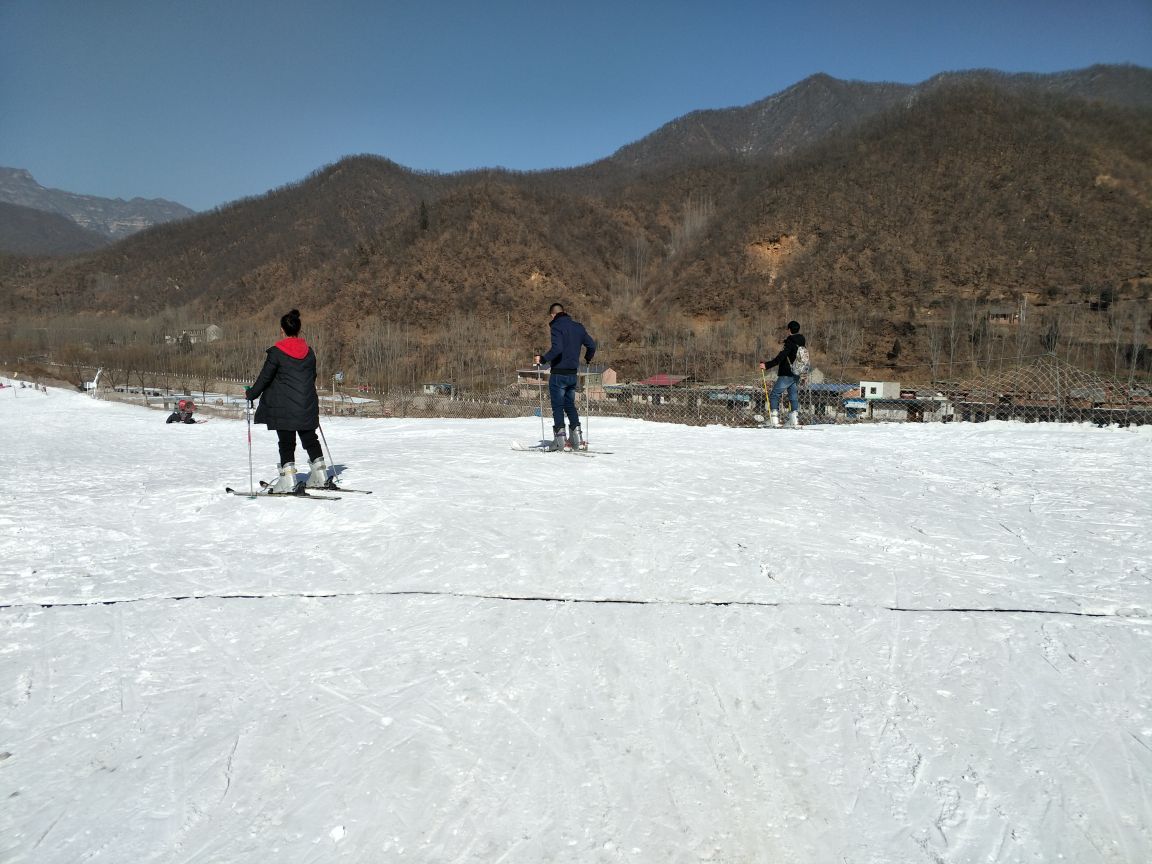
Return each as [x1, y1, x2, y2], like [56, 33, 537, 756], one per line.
[548, 373, 580, 432]
[769, 375, 799, 413]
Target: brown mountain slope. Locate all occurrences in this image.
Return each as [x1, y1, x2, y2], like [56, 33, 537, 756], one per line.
[604, 64, 1152, 169]
[1, 78, 1148, 383]
[660, 84, 1152, 322]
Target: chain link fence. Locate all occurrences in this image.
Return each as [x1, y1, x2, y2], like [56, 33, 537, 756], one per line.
[55, 354, 1147, 429]
[378, 363, 1150, 428]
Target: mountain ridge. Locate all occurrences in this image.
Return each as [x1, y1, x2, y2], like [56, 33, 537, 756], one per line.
[0, 168, 196, 240]
[604, 64, 1152, 168]
[1, 65, 1148, 383]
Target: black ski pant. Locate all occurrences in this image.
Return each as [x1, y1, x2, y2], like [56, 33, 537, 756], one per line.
[277, 429, 323, 467]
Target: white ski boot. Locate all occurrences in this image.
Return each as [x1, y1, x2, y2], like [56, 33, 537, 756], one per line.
[769, 411, 782, 428]
[269, 462, 299, 494]
[786, 410, 801, 428]
[568, 425, 585, 450]
[547, 429, 566, 451]
[305, 456, 329, 489]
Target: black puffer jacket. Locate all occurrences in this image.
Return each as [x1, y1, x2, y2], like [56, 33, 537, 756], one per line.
[763, 333, 806, 378]
[246, 337, 320, 430]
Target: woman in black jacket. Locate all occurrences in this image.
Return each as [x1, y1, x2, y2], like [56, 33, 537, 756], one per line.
[245, 309, 327, 493]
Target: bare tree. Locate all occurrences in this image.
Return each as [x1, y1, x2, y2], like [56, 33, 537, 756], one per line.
[669, 192, 715, 254]
[825, 310, 865, 379]
[55, 344, 92, 390]
[926, 324, 946, 382]
[946, 299, 963, 378]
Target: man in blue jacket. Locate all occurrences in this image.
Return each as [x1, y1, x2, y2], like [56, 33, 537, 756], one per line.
[534, 303, 597, 451]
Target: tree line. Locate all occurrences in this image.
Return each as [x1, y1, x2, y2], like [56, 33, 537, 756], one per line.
[0, 83, 1148, 387]
[2, 294, 1146, 398]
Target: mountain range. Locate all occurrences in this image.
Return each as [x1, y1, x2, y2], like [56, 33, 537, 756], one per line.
[0, 168, 195, 253]
[1, 64, 1149, 383]
[605, 65, 1152, 168]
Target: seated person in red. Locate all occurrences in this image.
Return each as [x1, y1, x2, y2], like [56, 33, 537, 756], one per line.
[166, 398, 197, 424]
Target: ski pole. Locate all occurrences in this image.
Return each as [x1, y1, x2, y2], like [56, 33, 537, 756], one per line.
[537, 362, 545, 443]
[760, 367, 771, 421]
[246, 400, 255, 497]
[317, 421, 335, 482]
[584, 371, 591, 447]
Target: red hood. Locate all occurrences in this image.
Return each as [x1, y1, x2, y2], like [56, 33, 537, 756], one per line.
[275, 337, 310, 359]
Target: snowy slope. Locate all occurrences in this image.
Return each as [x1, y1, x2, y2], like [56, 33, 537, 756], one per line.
[2, 381, 1150, 863]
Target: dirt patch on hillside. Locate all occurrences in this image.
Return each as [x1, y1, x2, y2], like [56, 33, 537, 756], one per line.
[746, 235, 801, 281]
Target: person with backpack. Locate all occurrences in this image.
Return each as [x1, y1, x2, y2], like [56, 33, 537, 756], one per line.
[244, 309, 327, 493]
[534, 302, 597, 451]
[759, 320, 808, 428]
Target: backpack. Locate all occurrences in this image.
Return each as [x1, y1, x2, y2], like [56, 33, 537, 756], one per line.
[791, 345, 811, 376]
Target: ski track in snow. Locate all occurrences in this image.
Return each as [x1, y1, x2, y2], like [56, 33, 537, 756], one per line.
[2, 380, 1151, 863]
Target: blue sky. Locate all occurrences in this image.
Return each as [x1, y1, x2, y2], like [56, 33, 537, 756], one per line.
[2, 0, 1149, 211]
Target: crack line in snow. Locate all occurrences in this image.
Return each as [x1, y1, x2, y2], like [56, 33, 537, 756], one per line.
[0, 591, 1141, 620]
[221, 735, 239, 803]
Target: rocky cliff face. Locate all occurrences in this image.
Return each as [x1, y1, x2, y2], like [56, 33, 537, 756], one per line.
[0, 168, 195, 239]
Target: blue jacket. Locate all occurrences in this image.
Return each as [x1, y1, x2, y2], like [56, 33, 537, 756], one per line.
[541, 313, 596, 374]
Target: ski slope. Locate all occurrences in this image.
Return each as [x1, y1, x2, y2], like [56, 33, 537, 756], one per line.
[2, 380, 1151, 863]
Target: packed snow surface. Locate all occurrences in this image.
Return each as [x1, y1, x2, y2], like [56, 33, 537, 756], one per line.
[2, 380, 1151, 863]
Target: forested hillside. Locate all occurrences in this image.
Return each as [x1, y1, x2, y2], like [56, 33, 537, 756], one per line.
[1, 67, 1148, 387]
[0, 201, 110, 255]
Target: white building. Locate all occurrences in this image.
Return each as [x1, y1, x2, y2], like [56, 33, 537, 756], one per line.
[859, 380, 901, 400]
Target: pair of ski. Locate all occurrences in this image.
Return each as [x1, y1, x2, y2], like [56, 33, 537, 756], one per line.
[510, 441, 610, 456]
[752, 414, 804, 430]
[225, 479, 374, 501]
